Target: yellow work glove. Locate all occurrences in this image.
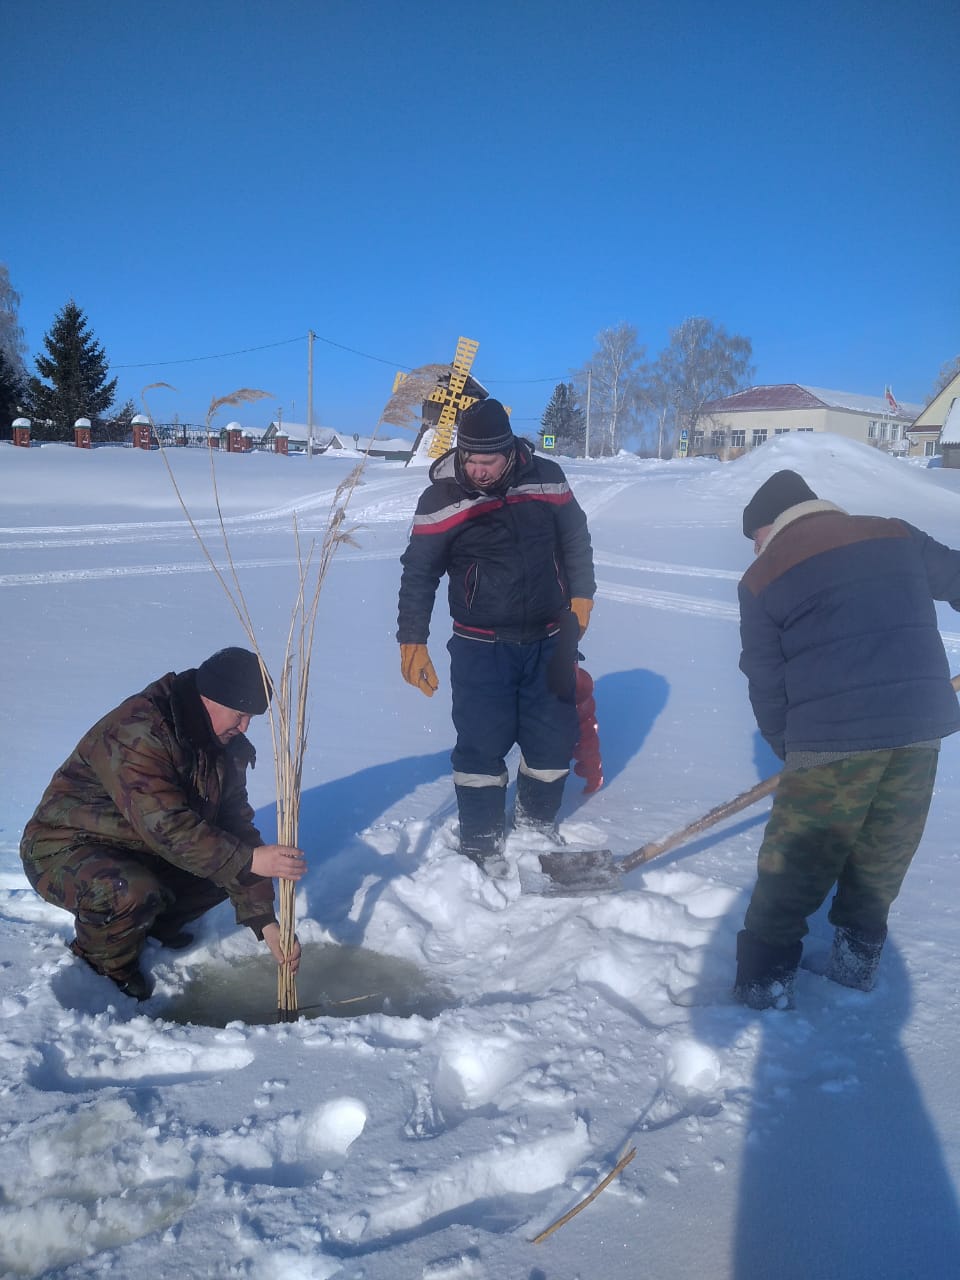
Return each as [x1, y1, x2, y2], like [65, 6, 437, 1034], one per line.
[570, 597, 593, 638]
[400, 643, 439, 697]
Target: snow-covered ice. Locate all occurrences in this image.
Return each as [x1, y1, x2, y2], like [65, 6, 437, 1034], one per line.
[2, 433, 959, 1278]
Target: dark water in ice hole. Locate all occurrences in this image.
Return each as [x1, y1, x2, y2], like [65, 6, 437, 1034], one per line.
[160, 944, 457, 1028]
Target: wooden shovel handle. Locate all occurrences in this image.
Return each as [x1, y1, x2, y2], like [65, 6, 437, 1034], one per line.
[621, 672, 960, 875]
[621, 772, 779, 872]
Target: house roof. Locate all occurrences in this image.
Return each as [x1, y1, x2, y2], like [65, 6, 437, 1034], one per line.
[703, 383, 920, 419]
[941, 397, 960, 445]
[908, 369, 960, 429]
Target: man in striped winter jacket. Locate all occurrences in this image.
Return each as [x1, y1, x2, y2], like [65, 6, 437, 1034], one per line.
[397, 398, 596, 874]
[735, 469, 960, 1010]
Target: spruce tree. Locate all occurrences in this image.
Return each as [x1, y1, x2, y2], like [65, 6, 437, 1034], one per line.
[540, 382, 586, 456]
[28, 300, 118, 441]
[99, 397, 137, 443]
[0, 346, 25, 437]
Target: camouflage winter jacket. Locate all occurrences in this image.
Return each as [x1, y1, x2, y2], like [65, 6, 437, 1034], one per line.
[20, 669, 276, 932]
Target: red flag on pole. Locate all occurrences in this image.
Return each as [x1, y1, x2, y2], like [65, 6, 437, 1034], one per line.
[885, 386, 899, 412]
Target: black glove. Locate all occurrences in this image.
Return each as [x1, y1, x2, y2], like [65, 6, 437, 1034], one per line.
[547, 610, 581, 702]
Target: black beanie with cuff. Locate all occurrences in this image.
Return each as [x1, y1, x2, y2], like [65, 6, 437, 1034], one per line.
[456, 398, 515, 454]
[742, 470, 818, 539]
[196, 647, 271, 714]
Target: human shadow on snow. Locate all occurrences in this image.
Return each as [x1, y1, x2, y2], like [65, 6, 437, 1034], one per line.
[253, 667, 669, 931]
[563, 666, 669, 819]
[255, 749, 452, 938]
[687, 903, 960, 1278]
[621, 721, 960, 1277]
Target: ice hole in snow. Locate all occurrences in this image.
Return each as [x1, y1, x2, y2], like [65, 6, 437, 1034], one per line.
[160, 943, 456, 1027]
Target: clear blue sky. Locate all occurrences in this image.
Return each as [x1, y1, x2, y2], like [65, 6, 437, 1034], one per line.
[4, 0, 959, 431]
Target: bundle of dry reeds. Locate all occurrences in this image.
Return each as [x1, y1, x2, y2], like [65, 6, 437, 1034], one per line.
[146, 367, 439, 1020]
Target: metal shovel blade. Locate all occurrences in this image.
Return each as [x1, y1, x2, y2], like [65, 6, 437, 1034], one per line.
[538, 848, 620, 894]
[538, 673, 960, 895]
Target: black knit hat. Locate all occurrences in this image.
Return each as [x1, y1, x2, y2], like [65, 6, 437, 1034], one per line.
[742, 470, 818, 538]
[456, 398, 515, 454]
[196, 647, 271, 714]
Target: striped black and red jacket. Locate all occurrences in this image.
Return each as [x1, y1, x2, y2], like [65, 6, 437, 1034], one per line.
[397, 440, 595, 644]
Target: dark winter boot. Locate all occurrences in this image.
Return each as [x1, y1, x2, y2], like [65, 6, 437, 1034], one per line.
[733, 929, 802, 1011]
[69, 939, 155, 1002]
[455, 783, 507, 872]
[514, 768, 567, 838]
[147, 923, 195, 950]
[825, 923, 887, 991]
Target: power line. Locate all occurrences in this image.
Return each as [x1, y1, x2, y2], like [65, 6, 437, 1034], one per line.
[309, 331, 566, 382]
[109, 327, 568, 384]
[310, 331, 410, 370]
[109, 336, 305, 370]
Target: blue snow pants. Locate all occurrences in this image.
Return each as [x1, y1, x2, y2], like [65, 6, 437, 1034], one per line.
[447, 632, 580, 778]
[447, 631, 580, 859]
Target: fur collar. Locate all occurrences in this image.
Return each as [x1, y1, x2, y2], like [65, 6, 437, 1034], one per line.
[756, 499, 846, 555]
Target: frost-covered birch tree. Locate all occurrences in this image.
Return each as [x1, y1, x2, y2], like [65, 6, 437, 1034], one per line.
[573, 323, 646, 456]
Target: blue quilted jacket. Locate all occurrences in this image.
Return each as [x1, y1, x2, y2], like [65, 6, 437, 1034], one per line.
[738, 506, 960, 758]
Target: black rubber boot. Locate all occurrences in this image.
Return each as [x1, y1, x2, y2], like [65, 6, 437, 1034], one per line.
[455, 783, 507, 870]
[733, 929, 802, 1010]
[514, 770, 566, 836]
[825, 923, 887, 991]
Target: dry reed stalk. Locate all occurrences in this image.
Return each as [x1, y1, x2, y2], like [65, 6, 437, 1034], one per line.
[144, 367, 441, 1020]
[531, 1145, 637, 1244]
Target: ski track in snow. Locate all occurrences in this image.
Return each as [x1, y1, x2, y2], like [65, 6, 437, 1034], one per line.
[0, 472, 416, 548]
[6, 540, 960, 655]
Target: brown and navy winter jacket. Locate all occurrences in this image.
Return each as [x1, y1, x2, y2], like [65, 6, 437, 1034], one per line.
[397, 440, 595, 644]
[20, 669, 276, 931]
[738, 502, 960, 759]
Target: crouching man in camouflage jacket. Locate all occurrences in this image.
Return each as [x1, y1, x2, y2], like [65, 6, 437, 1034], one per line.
[20, 647, 306, 1001]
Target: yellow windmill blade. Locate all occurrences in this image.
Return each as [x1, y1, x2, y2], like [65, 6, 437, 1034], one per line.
[427, 336, 480, 458]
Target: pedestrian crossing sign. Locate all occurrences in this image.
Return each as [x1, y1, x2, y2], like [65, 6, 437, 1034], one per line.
[543, 434, 556, 449]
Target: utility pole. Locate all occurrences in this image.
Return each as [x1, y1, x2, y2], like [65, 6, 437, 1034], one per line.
[584, 368, 592, 460]
[307, 329, 315, 458]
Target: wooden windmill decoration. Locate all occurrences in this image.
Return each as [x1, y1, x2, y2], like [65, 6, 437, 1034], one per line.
[426, 335, 481, 457]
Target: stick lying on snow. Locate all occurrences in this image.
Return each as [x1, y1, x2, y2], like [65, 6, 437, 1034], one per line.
[531, 1146, 637, 1244]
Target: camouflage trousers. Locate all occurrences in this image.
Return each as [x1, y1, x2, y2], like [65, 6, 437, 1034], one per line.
[743, 746, 939, 947]
[24, 843, 228, 979]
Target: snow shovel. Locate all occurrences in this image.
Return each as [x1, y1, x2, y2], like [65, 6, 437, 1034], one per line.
[540, 671, 960, 893]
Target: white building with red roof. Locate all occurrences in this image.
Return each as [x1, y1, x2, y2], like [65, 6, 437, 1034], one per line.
[696, 384, 922, 460]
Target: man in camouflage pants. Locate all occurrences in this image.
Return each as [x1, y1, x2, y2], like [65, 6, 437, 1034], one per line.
[21, 648, 306, 1000]
[735, 470, 960, 1010]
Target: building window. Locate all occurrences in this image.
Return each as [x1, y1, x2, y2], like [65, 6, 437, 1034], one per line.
[774, 428, 790, 435]
[731, 430, 746, 448]
[796, 428, 814, 434]
[925, 440, 937, 457]
[693, 430, 704, 448]
[751, 429, 768, 447]
[868, 420, 878, 439]
[890, 424, 900, 441]
[711, 430, 725, 448]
